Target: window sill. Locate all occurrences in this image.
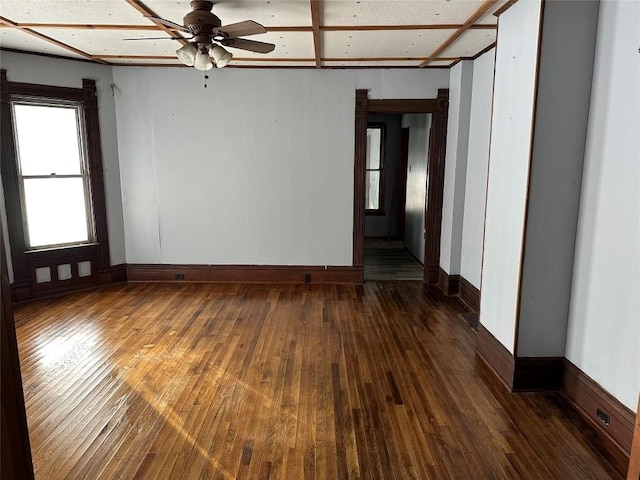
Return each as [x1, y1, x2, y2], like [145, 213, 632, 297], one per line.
[25, 243, 98, 259]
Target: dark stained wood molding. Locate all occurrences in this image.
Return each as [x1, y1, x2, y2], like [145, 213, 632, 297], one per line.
[396, 127, 410, 241]
[512, 357, 564, 392]
[82, 79, 111, 274]
[471, 42, 497, 60]
[1, 72, 112, 302]
[476, 324, 514, 390]
[353, 90, 448, 287]
[126, 264, 362, 284]
[368, 99, 437, 114]
[423, 89, 449, 285]
[437, 267, 460, 296]
[0, 218, 35, 480]
[0, 70, 29, 289]
[477, 327, 565, 392]
[563, 360, 635, 461]
[419, 0, 499, 67]
[110, 264, 128, 283]
[353, 90, 368, 270]
[628, 396, 640, 479]
[310, 0, 322, 69]
[459, 276, 480, 313]
[494, 0, 519, 17]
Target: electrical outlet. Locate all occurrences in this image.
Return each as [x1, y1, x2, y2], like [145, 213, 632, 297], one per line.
[596, 408, 610, 426]
[174, 273, 185, 280]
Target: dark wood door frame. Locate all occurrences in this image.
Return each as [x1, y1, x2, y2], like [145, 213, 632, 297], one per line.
[353, 89, 449, 284]
[396, 127, 410, 242]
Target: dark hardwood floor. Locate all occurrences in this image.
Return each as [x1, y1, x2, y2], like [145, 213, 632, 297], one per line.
[14, 282, 619, 479]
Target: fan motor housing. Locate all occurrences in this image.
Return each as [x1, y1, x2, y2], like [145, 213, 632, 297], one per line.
[184, 1, 221, 35]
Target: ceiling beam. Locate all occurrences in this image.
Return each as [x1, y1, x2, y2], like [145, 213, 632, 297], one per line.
[310, 0, 322, 69]
[10, 23, 497, 33]
[494, 0, 519, 17]
[418, 0, 498, 68]
[0, 17, 108, 64]
[322, 24, 496, 31]
[123, 0, 187, 45]
[11, 23, 161, 31]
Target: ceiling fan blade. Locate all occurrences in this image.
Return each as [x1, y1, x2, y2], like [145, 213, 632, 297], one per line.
[144, 15, 191, 34]
[221, 38, 275, 54]
[214, 20, 267, 39]
[122, 36, 189, 41]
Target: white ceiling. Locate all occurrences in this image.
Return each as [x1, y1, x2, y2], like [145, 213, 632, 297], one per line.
[0, 0, 507, 68]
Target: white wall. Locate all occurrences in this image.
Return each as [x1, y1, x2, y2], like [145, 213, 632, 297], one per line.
[440, 60, 473, 275]
[516, 1, 600, 357]
[0, 51, 127, 266]
[460, 49, 494, 288]
[480, 0, 542, 352]
[113, 68, 448, 266]
[402, 114, 431, 263]
[565, 0, 640, 411]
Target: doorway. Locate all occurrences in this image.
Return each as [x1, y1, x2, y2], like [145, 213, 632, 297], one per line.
[352, 89, 450, 284]
[363, 117, 424, 281]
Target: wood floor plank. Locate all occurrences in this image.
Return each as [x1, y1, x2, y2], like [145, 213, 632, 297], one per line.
[13, 282, 622, 480]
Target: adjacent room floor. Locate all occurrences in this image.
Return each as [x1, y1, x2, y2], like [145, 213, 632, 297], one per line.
[14, 282, 620, 479]
[364, 239, 423, 281]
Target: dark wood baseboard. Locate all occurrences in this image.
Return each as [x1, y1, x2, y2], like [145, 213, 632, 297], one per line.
[126, 264, 363, 284]
[562, 359, 635, 462]
[476, 324, 514, 390]
[109, 264, 128, 283]
[476, 327, 564, 392]
[425, 265, 439, 284]
[513, 357, 564, 392]
[459, 276, 480, 313]
[437, 267, 460, 296]
[477, 329, 634, 477]
[11, 264, 126, 302]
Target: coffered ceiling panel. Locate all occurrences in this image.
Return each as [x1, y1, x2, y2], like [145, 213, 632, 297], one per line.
[0, 0, 145, 25]
[322, 0, 492, 26]
[145, 0, 313, 28]
[32, 28, 181, 56]
[0, 27, 86, 58]
[323, 29, 453, 59]
[439, 27, 496, 58]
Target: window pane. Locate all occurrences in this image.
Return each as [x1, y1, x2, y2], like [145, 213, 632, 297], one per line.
[366, 171, 380, 210]
[14, 103, 82, 175]
[366, 128, 382, 170]
[23, 178, 89, 247]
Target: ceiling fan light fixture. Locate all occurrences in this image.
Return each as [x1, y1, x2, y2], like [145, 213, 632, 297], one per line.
[194, 49, 214, 71]
[211, 45, 232, 68]
[176, 43, 197, 66]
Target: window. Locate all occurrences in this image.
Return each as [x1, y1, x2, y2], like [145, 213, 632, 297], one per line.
[1, 71, 111, 301]
[12, 99, 93, 249]
[365, 124, 385, 213]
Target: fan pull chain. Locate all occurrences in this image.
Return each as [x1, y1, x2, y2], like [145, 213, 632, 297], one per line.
[204, 74, 210, 88]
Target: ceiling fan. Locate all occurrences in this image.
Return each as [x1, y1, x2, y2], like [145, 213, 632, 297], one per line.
[129, 0, 275, 70]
